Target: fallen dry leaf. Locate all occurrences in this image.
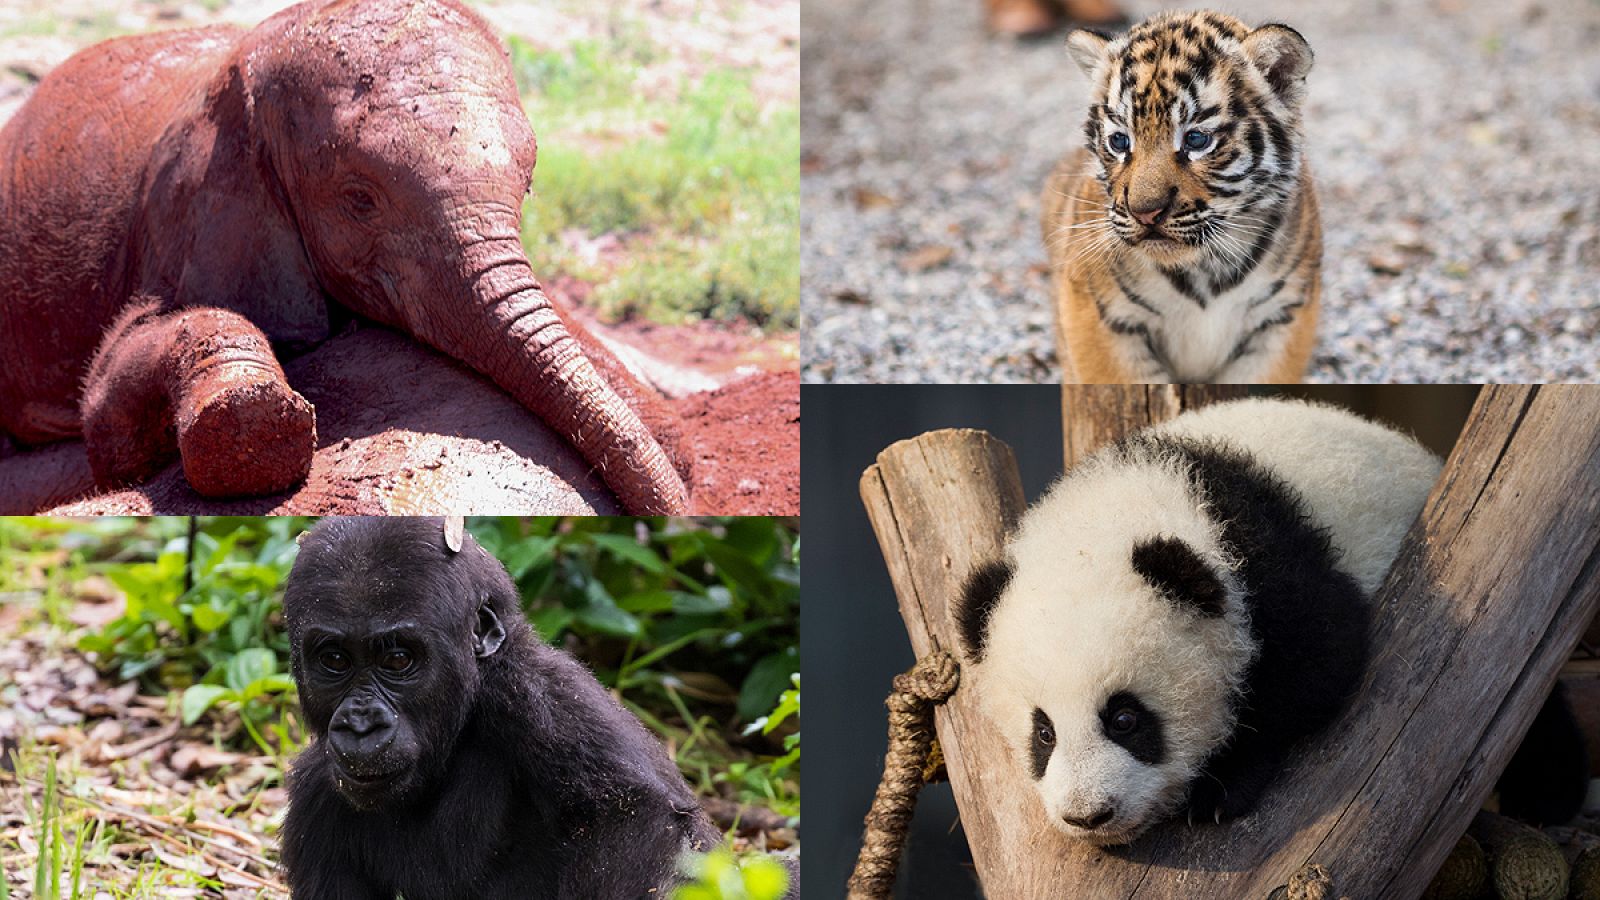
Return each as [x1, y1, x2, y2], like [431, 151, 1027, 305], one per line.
[900, 244, 955, 272]
[851, 187, 896, 210]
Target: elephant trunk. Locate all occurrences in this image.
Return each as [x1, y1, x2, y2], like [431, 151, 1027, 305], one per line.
[424, 236, 689, 515]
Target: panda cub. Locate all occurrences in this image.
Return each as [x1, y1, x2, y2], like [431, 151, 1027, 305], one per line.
[956, 398, 1442, 846]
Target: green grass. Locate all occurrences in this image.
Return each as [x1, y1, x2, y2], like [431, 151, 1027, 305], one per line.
[509, 36, 799, 331]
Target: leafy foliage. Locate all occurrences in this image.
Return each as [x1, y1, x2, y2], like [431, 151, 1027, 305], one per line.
[8, 517, 799, 813]
[672, 847, 790, 900]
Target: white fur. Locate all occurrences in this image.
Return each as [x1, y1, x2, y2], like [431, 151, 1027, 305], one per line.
[1148, 398, 1442, 593]
[968, 398, 1441, 843]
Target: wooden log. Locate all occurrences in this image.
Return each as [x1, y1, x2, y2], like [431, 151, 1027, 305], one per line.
[1060, 385, 1246, 468]
[861, 384, 1600, 899]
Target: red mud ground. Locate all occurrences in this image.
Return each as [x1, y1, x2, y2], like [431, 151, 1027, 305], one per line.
[0, 324, 798, 516]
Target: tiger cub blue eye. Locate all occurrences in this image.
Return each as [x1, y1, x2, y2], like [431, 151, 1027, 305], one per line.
[1183, 129, 1213, 152]
[1107, 132, 1131, 153]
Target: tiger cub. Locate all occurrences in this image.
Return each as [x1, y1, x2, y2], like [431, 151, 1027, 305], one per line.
[1042, 11, 1321, 384]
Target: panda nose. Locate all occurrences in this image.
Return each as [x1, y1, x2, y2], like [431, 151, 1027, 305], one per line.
[1063, 806, 1116, 830]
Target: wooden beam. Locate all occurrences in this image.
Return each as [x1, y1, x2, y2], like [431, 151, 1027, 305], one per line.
[861, 385, 1600, 898]
[1061, 385, 1247, 468]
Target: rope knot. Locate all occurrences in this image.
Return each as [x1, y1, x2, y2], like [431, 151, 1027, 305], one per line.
[892, 650, 960, 703]
[848, 650, 963, 900]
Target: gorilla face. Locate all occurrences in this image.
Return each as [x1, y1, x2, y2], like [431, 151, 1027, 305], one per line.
[284, 517, 508, 811]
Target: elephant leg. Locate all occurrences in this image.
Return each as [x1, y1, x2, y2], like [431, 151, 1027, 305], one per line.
[82, 299, 316, 497]
[550, 303, 693, 484]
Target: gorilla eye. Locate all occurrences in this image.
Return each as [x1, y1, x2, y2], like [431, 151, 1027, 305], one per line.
[1109, 707, 1139, 735]
[1182, 129, 1214, 152]
[318, 649, 351, 675]
[380, 649, 414, 673]
[1107, 131, 1132, 154]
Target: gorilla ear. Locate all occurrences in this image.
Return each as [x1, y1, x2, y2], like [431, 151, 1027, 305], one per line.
[955, 558, 1014, 663]
[1242, 24, 1313, 105]
[474, 603, 507, 658]
[1131, 536, 1227, 617]
[1065, 29, 1112, 78]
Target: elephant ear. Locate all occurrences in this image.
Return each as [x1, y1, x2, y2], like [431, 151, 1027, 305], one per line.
[135, 63, 328, 345]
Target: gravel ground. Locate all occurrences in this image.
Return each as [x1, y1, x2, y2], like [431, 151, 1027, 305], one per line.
[801, 0, 1600, 383]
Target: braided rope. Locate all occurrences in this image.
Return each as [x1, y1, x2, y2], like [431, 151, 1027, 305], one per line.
[846, 651, 961, 900]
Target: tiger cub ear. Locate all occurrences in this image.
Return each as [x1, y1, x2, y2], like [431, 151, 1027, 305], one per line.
[1242, 24, 1314, 106]
[1065, 29, 1112, 78]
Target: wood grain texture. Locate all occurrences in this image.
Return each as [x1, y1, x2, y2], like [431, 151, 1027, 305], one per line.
[1061, 385, 1247, 468]
[862, 385, 1600, 899]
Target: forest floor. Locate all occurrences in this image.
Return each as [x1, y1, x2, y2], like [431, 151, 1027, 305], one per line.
[801, 0, 1600, 382]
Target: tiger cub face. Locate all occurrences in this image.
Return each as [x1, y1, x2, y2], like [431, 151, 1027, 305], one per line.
[1067, 12, 1313, 266]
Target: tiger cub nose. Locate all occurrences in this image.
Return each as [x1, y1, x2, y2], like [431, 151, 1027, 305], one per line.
[1130, 193, 1174, 226]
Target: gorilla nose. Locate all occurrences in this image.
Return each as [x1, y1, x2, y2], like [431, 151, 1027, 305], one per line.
[1063, 806, 1116, 830]
[331, 704, 397, 758]
[1130, 191, 1175, 226]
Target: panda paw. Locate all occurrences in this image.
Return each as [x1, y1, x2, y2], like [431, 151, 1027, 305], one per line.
[1185, 779, 1253, 827]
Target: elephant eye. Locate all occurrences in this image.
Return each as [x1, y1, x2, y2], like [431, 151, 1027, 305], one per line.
[341, 186, 380, 219]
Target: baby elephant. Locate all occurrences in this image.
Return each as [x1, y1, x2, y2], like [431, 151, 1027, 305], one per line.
[281, 517, 721, 897]
[0, 0, 688, 513]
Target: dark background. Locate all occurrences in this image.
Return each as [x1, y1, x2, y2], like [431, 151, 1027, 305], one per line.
[800, 385, 1481, 898]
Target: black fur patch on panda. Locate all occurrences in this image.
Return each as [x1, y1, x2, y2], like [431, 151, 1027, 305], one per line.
[1131, 536, 1227, 617]
[957, 558, 1014, 663]
[1497, 683, 1588, 826]
[1100, 691, 1167, 765]
[1121, 433, 1373, 823]
[1030, 708, 1055, 779]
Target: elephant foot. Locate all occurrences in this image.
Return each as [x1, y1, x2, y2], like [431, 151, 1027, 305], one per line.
[174, 364, 316, 498]
[82, 301, 316, 498]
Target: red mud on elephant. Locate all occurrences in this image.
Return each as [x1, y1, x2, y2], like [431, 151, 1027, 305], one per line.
[0, 0, 796, 515]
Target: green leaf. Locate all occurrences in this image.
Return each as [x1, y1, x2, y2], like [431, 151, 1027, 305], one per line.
[672, 587, 732, 615]
[241, 674, 296, 701]
[575, 603, 642, 639]
[617, 589, 675, 614]
[740, 855, 789, 900]
[527, 606, 575, 640]
[225, 648, 278, 693]
[180, 684, 231, 726]
[191, 602, 230, 633]
[737, 647, 799, 721]
[589, 533, 681, 581]
[499, 536, 559, 580]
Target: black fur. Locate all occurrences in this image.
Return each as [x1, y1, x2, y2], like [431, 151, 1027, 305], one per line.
[958, 558, 1014, 663]
[279, 517, 718, 900]
[1130, 536, 1226, 617]
[1100, 691, 1167, 765]
[1497, 683, 1588, 826]
[1030, 708, 1055, 780]
[1121, 435, 1372, 824]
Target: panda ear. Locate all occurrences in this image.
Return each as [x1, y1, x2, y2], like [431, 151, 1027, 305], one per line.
[955, 558, 1014, 663]
[1131, 536, 1227, 617]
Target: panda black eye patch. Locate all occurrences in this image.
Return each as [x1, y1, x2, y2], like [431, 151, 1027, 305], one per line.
[1131, 535, 1227, 617]
[1100, 691, 1166, 764]
[1030, 707, 1056, 779]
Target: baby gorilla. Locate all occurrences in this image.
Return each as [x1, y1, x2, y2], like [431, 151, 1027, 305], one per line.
[279, 517, 718, 898]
